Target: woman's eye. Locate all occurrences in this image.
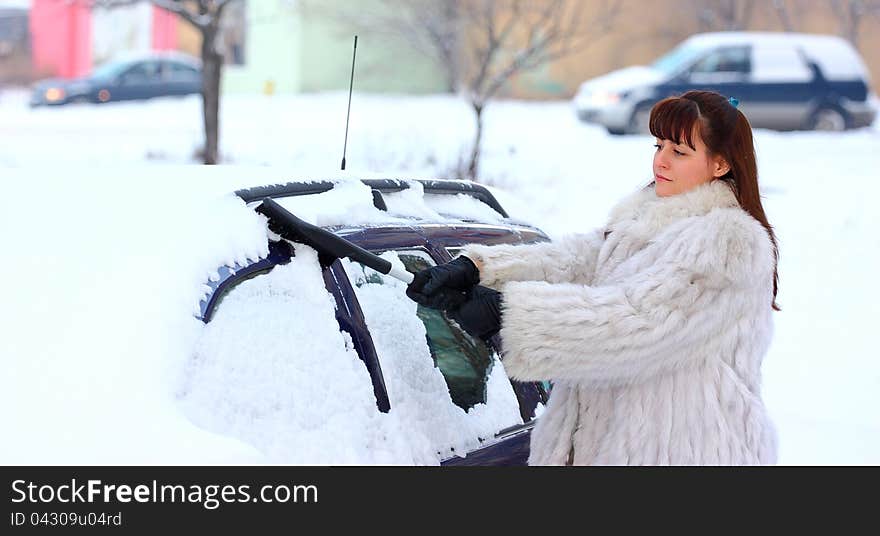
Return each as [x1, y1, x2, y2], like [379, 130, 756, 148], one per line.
[653, 144, 661, 150]
[673, 149, 685, 156]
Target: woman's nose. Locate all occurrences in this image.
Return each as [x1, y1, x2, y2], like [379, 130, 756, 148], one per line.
[655, 152, 669, 169]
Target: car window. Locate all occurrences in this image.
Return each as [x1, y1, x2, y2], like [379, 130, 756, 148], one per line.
[168, 61, 200, 79]
[751, 43, 812, 82]
[651, 44, 706, 76]
[121, 61, 160, 84]
[90, 60, 130, 80]
[408, 252, 494, 409]
[690, 46, 750, 74]
[350, 251, 494, 410]
[341, 250, 523, 459]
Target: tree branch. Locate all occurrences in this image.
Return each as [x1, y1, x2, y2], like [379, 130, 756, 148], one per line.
[150, 0, 208, 30]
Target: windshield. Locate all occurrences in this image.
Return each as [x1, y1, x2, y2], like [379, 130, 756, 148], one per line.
[89, 61, 132, 80]
[651, 44, 706, 75]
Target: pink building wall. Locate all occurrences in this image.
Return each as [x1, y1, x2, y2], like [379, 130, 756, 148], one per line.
[151, 6, 178, 51]
[29, 0, 92, 78]
[28, 3, 181, 79]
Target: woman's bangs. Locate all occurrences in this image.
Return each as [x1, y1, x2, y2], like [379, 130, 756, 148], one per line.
[649, 98, 700, 149]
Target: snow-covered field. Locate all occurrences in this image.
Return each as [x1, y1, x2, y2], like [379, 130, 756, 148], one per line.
[1, 89, 878, 464]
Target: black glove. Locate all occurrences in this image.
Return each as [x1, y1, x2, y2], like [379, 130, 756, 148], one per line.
[447, 285, 503, 341]
[406, 256, 480, 302]
[407, 285, 467, 311]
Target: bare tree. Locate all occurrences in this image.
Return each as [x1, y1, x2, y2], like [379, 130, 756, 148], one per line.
[91, 0, 241, 164]
[459, 0, 619, 179]
[690, 0, 756, 31]
[316, 0, 619, 180]
[771, 0, 797, 31]
[829, 0, 880, 47]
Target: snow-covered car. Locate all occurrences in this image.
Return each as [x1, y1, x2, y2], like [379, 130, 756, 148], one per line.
[183, 178, 550, 465]
[29, 52, 202, 107]
[574, 31, 878, 134]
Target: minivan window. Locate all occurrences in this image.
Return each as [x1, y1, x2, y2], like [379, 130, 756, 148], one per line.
[751, 43, 811, 82]
[651, 45, 705, 75]
[690, 46, 750, 74]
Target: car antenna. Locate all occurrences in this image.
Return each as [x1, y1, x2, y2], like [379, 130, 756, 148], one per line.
[341, 35, 357, 171]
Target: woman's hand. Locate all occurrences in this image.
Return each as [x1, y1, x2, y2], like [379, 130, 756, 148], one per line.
[406, 256, 480, 303]
[447, 285, 503, 341]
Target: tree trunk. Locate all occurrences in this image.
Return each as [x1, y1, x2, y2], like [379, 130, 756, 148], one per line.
[201, 27, 222, 165]
[466, 102, 484, 181]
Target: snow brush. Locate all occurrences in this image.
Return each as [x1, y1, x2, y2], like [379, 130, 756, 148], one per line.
[255, 197, 506, 377]
[254, 197, 415, 284]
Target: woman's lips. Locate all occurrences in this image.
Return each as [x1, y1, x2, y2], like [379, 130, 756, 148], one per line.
[655, 174, 672, 182]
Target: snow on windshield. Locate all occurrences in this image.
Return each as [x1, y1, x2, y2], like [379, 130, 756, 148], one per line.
[178, 245, 419, 464]
[178, 246, 522, 464]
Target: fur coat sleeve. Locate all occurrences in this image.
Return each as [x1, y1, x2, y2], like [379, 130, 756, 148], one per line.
[459, 229, 606, 289]
[498, 207, 776, 386]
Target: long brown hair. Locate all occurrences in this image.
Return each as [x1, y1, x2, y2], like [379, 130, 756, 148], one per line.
[649, 90, 780, 311]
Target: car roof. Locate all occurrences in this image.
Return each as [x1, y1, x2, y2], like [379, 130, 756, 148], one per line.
[102, 51, 202, 69]
[682, 31, 870, 81]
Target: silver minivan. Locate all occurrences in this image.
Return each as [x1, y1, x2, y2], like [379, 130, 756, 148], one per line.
[574, 32, 878, 134]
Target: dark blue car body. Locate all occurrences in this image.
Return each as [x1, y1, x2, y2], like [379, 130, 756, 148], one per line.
[197, 180, 551, 465]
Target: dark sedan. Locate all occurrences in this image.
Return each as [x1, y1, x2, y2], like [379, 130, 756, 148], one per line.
[29, 53, 202, 107]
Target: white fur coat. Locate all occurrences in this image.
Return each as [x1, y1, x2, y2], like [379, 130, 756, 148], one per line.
[461, 180, 777, 465]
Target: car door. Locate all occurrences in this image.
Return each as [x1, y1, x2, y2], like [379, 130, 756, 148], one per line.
[114, 60, 164, 101]
[748, 42, 816, 130]
[164, 60, 202, 96]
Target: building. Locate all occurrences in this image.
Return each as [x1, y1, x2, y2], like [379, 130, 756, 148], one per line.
[28, 0, 178, 79]
[14, 1, 880, 99]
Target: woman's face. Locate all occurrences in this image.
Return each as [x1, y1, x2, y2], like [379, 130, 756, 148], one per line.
[652, 127, 729, 197]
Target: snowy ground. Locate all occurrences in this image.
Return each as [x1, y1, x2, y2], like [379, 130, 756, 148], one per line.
[1, 88, 878, 464]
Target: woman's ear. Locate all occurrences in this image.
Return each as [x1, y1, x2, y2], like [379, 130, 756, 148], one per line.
[712, 156, 731, 178]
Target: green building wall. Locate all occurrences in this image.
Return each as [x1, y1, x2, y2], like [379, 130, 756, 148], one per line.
[222, 0, 300, 94]
[222, 0, 447, 95]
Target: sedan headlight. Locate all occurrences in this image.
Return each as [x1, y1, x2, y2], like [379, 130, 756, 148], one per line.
[574, 88, 629, 109]
[44, 87, 66, 102]
[591, 90, 623, 105]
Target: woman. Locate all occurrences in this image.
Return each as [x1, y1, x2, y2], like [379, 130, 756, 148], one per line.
[407, 90, 779, 465]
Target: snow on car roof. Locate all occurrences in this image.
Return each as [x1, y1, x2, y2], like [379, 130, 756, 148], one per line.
[682, 31, 870, 81]
[240, 174, 512, 227]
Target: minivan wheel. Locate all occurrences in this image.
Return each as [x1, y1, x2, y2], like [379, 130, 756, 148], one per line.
[810, 107, 848, 131]
[627, 105, 652, 135]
